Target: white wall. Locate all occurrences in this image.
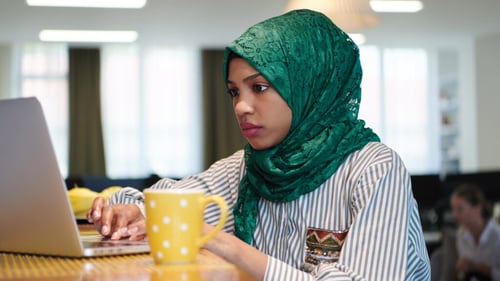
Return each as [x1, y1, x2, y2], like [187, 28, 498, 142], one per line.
[457, 38, 478, 172]
[475, 31, 500, 170]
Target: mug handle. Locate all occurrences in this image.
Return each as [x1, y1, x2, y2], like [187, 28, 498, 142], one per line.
[197, 195, 228, 247]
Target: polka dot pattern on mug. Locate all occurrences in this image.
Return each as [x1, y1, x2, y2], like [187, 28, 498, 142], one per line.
[163, 240, 170, 248]
[181, 247, 188, 256]
[180, 199, 188, 207]
[145, 190, 228, 264]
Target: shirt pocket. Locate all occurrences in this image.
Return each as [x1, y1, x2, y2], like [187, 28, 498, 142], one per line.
[301, 227, 349, 272]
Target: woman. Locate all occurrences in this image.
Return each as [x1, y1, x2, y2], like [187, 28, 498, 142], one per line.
[450, 184, 500, 281]
[88, 9, 430, 280]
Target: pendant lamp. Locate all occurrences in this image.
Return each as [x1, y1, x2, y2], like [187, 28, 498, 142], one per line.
[284, 0, 380, 32]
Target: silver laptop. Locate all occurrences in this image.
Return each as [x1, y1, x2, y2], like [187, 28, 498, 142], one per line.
[0, 97, 149, 257]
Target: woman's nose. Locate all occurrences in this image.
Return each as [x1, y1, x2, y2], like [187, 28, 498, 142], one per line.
[233, 93, 254, 117]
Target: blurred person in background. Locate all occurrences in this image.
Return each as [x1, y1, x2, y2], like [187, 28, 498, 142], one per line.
[451, 183, 500, 281]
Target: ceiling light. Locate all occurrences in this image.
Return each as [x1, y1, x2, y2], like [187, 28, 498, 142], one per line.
[370, 1, 423, 13]
[26, 0, 146, 8]
[39, 30, 138, 43]
[348, 33, 366, 45]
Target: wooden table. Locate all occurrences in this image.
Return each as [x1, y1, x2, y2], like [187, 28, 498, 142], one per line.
[0, 225, 257, 281]
[0, 250, 257, 281]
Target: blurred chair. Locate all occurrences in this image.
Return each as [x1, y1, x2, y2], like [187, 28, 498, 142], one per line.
[430, 226, 459, 281]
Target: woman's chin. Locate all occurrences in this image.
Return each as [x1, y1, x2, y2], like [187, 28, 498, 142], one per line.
[247, 141, 277, 151]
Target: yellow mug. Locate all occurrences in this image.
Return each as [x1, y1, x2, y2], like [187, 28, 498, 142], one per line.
[144, 189, 228, 264]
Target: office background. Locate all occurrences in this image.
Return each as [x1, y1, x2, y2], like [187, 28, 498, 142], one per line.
[0, 0, 499, 180]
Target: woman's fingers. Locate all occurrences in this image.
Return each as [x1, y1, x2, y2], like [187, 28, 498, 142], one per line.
[105, 204, 145, 240]
[127, 220, 147, 241]
[87, 199, 145, 240]
[87, 196, 106, 223]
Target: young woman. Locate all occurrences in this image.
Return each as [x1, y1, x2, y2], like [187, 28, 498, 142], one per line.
[450, 184, 500, 281]
[88, 9, 430, 280]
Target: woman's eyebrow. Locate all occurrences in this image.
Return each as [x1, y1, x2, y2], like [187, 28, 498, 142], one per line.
[227, 72, 262, 85]
[243, 73, 262, 82]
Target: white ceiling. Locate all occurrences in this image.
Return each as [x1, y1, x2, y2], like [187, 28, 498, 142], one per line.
[0, 0, 499, 47]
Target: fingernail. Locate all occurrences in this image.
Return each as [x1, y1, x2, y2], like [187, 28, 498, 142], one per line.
[118, 227, 128, 235]
[128, 227, 138, 235]
[102, 225, 109, 235]
[93, 210, 100, 219]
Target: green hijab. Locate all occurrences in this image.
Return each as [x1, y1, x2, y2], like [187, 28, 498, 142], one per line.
[223, 9, 380, 244]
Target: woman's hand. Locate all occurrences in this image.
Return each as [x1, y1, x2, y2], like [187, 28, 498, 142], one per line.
[86, 196, 146, 240]
[202, 223, 267, 281]
[456, 256, 474, 273]
[456, 257, 492, 279]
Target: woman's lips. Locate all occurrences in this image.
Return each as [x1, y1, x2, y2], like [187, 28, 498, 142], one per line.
[240, 122, 261, 138]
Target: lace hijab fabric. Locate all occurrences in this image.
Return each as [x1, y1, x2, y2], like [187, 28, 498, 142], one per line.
[223, 9, 380, 244]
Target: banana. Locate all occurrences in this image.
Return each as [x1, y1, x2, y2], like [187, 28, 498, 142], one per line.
[68, 186, 99, 218]
[68, 185, 122, 218]
[99, 186, 122, 200]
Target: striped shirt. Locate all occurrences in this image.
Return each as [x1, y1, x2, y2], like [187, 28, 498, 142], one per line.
[110, 142, 431, 280]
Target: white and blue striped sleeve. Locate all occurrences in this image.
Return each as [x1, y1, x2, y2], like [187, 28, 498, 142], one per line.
[107, 150, 245, 232]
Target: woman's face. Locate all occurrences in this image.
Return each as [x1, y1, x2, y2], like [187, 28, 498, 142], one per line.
[450, 194, 483, 228]
[227, 58, 292, 150]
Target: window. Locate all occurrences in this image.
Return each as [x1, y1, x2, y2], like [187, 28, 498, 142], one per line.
[101, 45, 201, 178]
[18, 43, 201, 179]
[19, 43, 69, 176]
[359, 46, 439, 174]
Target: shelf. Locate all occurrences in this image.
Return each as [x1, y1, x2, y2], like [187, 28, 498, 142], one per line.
[441, 125, 459, 136]
[438, 49, 460, 175]
[439, 99, 459, 112]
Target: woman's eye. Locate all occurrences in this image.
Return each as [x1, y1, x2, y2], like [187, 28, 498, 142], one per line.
[253, 84, 269, 93]
[227, 88, 239, 98]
